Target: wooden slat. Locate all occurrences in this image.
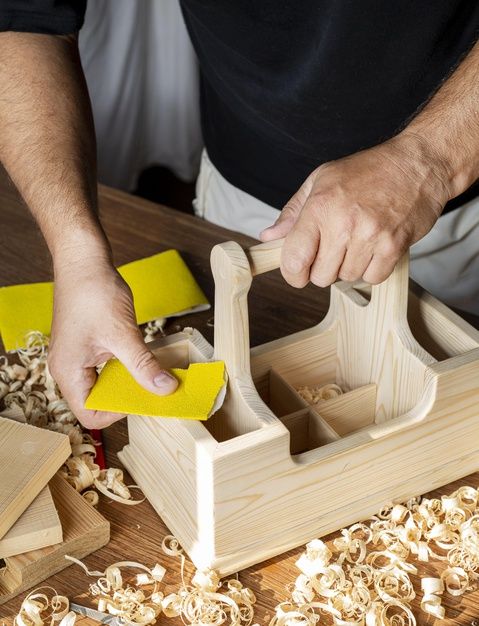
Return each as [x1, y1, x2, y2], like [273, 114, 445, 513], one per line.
[0, 473, 110, 605]
[0, 418, 71, 540]
[0, 486, 62, 559]
[313, 383, 377, 436]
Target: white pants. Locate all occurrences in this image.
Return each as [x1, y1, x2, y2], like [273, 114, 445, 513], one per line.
[194, 150, 479, 316]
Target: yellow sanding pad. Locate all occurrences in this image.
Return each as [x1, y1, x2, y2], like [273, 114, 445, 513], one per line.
[85, 359, 227, 420]
[0, 250, 209, 351]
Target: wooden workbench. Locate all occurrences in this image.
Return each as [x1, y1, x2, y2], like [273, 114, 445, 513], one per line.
[0, 169, 478, 624]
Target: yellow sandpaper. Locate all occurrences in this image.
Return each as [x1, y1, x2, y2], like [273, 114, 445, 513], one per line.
[0, 250, 209, 351]
[85, 359, 227, 420]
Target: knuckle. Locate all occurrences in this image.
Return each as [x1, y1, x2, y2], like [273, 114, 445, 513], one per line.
[360, 218, 382, 241]
[282, 249, 310, 275]
[310, 267, 335, 288]
[132, 348, 156, 372]
[338, 269, 361, 282]
[379, 233, 402, 258]
[311, 275, 333, 288]
[363, 267, 389, 285]
[281, 267, 308, 288]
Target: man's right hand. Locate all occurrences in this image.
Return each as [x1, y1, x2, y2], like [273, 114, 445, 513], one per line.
[48, 256, 178, 429]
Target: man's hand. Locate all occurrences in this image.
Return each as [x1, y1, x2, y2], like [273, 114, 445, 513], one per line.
[262, 37, 479, 288]
[48, 255, 178, 429]
[260, 134, 451, 287]
[0, 33, 179, 429]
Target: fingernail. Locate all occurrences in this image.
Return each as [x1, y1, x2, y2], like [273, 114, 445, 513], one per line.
[154, 371, 176, 388]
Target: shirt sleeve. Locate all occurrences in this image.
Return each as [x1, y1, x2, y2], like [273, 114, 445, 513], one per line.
[0, 0, 86, 35]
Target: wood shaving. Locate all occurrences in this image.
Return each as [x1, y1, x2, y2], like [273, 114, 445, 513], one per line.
[272, 485, 479, 625]
[6, 335, 479, 624]
[296, 383, 343, 405]
[64, 537, 256, 626]
[12, 485, 479, 625]
[0, 331, 143, 505]
[144, 318, 167, 343]
[14, 587, 77, 626]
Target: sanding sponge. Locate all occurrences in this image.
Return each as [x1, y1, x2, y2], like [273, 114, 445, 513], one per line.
[85, 359, 227, 420]
[0, 250, 209, 351]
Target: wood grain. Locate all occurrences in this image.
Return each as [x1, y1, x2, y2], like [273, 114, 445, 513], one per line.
[0, 473, 110, 606]
[121, 239, 479, 577]
[0, 486, 62, 559]
[0, 418, 70, 540]
[1, 168, 479, 624]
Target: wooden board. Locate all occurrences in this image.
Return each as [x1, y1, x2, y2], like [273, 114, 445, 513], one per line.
[0, 473, 110, 605]
[0, 486, 62, 559]
[0, 418, 71, 540]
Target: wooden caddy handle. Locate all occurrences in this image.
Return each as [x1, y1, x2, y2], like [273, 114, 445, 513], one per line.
[210, 238, 410, 379]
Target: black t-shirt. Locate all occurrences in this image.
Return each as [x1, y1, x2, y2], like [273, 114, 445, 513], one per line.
[2, 1, 479, 211]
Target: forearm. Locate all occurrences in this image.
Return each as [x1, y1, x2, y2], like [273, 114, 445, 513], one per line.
[0, 32, 111, 270]
[399, 38, 479, 199]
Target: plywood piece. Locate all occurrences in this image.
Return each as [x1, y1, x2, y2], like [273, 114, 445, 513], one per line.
[268, 369, 308, 416]
[281, 408, 339, 455]
[0, 486, 62, 559]
[0, 473, 110, 604]
[0, 418, 70, 540]
[313, 383, 377, 436]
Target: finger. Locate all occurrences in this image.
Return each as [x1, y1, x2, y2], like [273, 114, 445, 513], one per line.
[280, 209, 320, 287]
[337, 244, 374, 283]
[309, 238, 347, 287]
[362, 254, 397, 284]
[48, 357, 123, 429]
[260, 176, 314, 241]
[113, 327, 178, 395]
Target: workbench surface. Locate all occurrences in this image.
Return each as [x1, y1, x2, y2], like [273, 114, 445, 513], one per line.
[1, 169, 478, 624]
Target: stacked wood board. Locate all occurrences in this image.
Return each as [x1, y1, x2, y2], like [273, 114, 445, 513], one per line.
[0, 473, 110, 604]
[0, 486, 62, 559]
[0, 417, 70, 545]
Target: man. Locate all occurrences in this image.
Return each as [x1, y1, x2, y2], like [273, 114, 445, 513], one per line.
[0, 2, 478, 429]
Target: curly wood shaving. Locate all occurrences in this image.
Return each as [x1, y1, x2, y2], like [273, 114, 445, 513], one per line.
[144, 317, 167, 343]
[296, 383, 343, 405]
[273, 485, 479, 626]
[14, 586, 77, 626]
[65, 544, 256, 626]
[0, 331, 143, 505]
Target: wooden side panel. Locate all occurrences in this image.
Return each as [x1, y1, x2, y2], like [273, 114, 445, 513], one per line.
[408, 288, 479, 360]
[312, 384, 377, 436]
[0, 487, 62, 559]
[251, 325, 337, 388]
[334, 256, 436, 422]
[281, 409, 339, 455]
[0, 418, 70, 540]
[0, 474, 109, 604]
[211, 388, 479, 574]
[120, 415, 216, 560]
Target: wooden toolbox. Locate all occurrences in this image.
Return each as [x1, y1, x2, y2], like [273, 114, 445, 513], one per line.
[119, 239, 479, 575]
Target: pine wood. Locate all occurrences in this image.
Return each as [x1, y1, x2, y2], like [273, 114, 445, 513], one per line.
[120, 239, 479, 575]
[0, 486, 62, 559]
[1, 169, 479, 624]
[0, 474, 110, 605]
[0, 418, 71, 541]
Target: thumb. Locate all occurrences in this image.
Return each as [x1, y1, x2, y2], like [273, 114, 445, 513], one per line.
[113, 328, 178, 396]
[260, 175, 314, 242]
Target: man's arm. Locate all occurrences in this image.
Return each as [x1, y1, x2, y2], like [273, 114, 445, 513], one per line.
[0, 32, 177, 428]
[261, 40, 479, 288]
